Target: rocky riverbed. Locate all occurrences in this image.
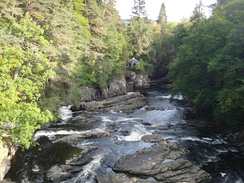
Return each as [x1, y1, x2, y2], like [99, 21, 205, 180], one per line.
[4, 91, 244, 183]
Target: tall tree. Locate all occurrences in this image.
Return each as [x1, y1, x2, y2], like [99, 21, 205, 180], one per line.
[168, 0, 244, 125]
[132, 0, 148, 19]
[190, 1, 206, 25]
[83, 0, 129, 87]
[157, 2, 167, 34]
[127, 17, 154, 73]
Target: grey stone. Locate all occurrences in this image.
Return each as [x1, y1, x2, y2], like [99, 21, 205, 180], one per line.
[97, 173, 139, 183]
[113, 143, 210, 183]
[46, 165, 72, 182]
[79, 92, 147, 112]
[141, 134, 165, 143]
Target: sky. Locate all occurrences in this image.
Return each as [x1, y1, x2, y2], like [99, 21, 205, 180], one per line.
[115, 0, 217, 22]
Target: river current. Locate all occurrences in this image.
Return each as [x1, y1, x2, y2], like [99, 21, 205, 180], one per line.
[5, 90, 244, 183]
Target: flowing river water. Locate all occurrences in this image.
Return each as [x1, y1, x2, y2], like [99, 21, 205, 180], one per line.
[5, 90, 244, 183]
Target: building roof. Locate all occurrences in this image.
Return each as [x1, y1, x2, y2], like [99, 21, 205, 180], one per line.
[128, 57, 139, 64]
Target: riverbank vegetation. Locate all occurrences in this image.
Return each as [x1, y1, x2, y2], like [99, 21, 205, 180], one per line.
[0, 0, 243, 148]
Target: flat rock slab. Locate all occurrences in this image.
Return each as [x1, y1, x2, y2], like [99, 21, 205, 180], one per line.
[77, 92, 147, 112]
[112, 136, 210, 183]
[97, 173, 139, 183]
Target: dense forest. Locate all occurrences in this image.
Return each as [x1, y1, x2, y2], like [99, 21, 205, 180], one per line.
[0, 0, 243, 149]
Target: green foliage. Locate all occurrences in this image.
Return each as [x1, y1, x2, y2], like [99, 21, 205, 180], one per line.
[70, 87, 83, 107]
[132, 0, 148, 19]
[148, 7, 187, 80]
[82, 0, 129, 86]
[0, 13, 56, 148]
[126, 17, 154, 74]
[168, 0, 244, 125]
[157, 3, 167, 34]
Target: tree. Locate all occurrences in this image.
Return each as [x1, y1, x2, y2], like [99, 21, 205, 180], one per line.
[132, 0, 148, 19]
[190, 1, 206, 26]
[0, 13, 56, 148]
[82, 0, 129, 87]
[157, 2, 167, 34]
[168, 0, 244, 125]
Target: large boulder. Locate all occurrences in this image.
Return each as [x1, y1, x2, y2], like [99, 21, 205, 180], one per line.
[75, 74, 150, 105]
[101, 77, 127, 98]
[126, 73, 150, 92]
[112, 135, 210, 183]
[77, 92, 147, 112]
[97, 173, 138, 183]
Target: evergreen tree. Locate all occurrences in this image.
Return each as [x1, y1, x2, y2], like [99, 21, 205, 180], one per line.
[190, 1, 206, 25]
[127, 17, 154, 73]
[132, 0, 148, 19]
[83, 0, 129, 87]
[157, 2, 167, 34]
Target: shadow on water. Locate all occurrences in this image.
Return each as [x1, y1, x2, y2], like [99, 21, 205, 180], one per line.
[4, 90, 244, 183]
[6, 139, 82, 182]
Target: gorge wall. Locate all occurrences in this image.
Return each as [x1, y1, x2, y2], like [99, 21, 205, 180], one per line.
[80, 73, 150, 102]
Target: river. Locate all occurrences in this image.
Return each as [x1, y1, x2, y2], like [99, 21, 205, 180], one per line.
[5, 90, 244, 183]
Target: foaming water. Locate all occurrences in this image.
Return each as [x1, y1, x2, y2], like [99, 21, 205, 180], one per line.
[62, 154, 104, 183]
[156, 94, 184, 100]
[117, 129, 151, 142]
[5, 90, 244, 183]
[34, 128, 107, 141]
[58, 105, 72, 123]
[141, 109, 184, 126]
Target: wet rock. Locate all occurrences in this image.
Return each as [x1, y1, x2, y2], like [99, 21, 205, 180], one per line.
[141, 122, 152, 126]
[141, 134, 165, 143]
[146, 106, 164, 111]
[121, 130, 131, 136]
[46, 165, 72, 181]
[113, 143, 210, 183]
[97, 173, 138, 183]
[113, 144, 172, 175]
[70, 115, 99, 124]
[79, 92, 147, 112]
[46, 165, 83, 182]
[227, 131, 244, 152]
[65, 154, 92, 166]
[53, 129, 111, 144]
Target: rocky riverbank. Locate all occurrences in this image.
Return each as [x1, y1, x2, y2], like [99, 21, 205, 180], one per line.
[45, 134, 210, 183]
[0, 73, 149, 182]
[79, 73, 150, 102]
[108, 134, 210, 183]
[71, 92, 147, 113]
[0, 143, 15, 182]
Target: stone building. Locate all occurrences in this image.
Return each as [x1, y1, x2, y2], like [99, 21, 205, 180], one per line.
[126, 57, 139, 70]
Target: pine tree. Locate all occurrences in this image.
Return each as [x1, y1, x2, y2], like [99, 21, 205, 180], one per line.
[157, 2, 167, 34]
[190, 1, 206, 25]
[132, 0, 148, 19]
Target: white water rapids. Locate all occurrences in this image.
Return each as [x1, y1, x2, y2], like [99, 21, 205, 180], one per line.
[5, 91, 244, 183]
